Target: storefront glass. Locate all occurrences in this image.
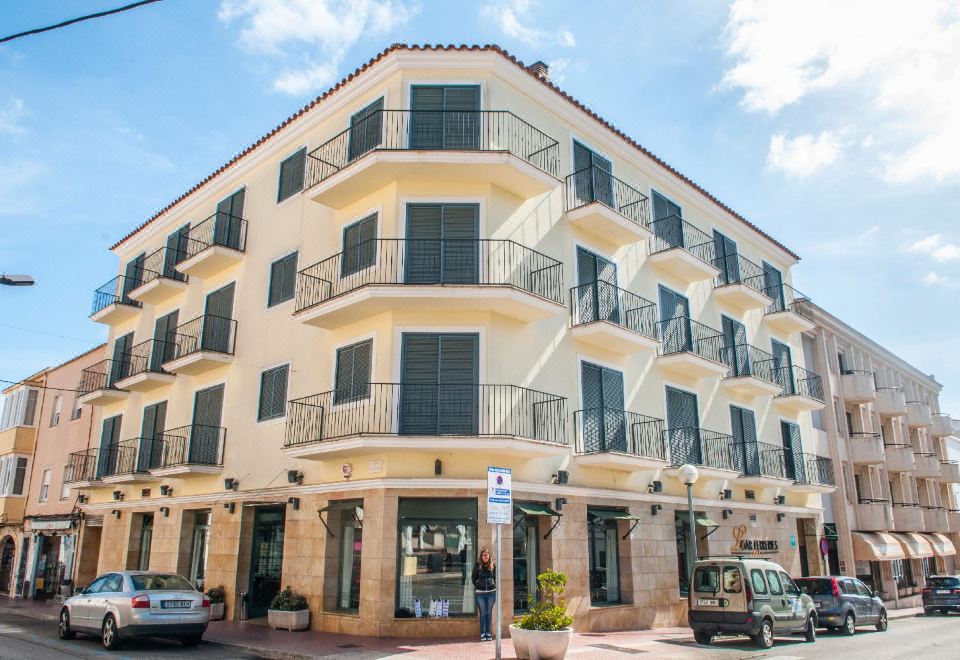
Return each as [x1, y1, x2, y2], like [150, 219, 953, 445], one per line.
[338, 503, 363, 611]
[188, 510, 211, 590]
[137, 514, 153, 571]
[512, 511, 538, 613]
[587, 509, 621, 605]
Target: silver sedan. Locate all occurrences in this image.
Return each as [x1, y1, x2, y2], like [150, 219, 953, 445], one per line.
[59, 571, 210, 650]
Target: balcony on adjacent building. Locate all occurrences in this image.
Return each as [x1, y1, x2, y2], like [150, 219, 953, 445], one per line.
[932, 414, 955, 437]
[564, 165, 652, 247]
[64, 449, 100, 487]
[569, 281, 659, 354]
[720, 343, 784, 399]
[922, 506, 949, 533]
[906, 400, 933, 428]
[162, 314, 236, 375]
[648, 216, 721, 284]
[774, 364, 826, 413]
[785, 453, 836, 493]
[876, 387, 908, 417]
[0, 425, 36, 455]
[948, 509, 960, 533]
[856, 499, 895, 531]
[114, 339, 176, 392]
[284, 383, 568, 460]
[849, 432, 885, 464]
[939, 460, 960, 483]
[573, 407, 666, 471]
[99, 439, 157, 484]
[841, 370, 877, 404]
[913, 451, 941, 478]
[128, 246, 188, 304]
[892, 502, 924, 531]
[665, 427, 739, 479]
[76, 359, 130, 406]
[656, 317, 728, 381]
[736, 441, 792, 487]
[293, 239, 564, 327]
[884, 443, 916, 472]
[89, 275, 142, 324]
[147, 424, 225, 477]
[304, 110, 561, 209]
[176, 212, 247, 278]
[713, 253, 773, 312]
[763, 284, 815, 335]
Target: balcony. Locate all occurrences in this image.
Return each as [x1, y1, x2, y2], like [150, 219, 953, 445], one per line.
[892, 503, 924, 531]
[948, 510, 960, 533]
[76, 359, 130, 406]
[64, 449, 100, 487]
[656, 317, 728, 381]
[939, 460, 960, 483]
[176, 212, 247, 278]
[648, 216, 720, 285]
[922, 506, 949, 533]
[128, 246, 188, 304]
[89, 275, 141, 324]
[785, 453, 836, 493]
[573, 407, 666, 471]
[564, 166, 652, 247]
[906, 401, 933, 428]
[849, 432, 885, 464]
[913, 451, 941, 478]
[569, 281, 658, 354]
[773, 365, 826, 414]
[664, 427, 740, 479]
[876, 387, 907, 417]
[713, 254, 773, 312]
[114, 339, 176, 392]
[99, 439, 157, 484]
[884, 443, 916, 472]
[162, 314, 236, 375]
[0, 425, 36, 455]
[737, 441, 792, 487]
[284, 383, 568, 460]
[304, 110, 561, 209]
[856, 499, 895, 531]
[932, 414, 955, 437]
[293, 239, 564, 327]
[720, 343, 784, 399]
[764, 284, 815, 335]
[841, 370, 876, 404]
[147, 424, 225, 477]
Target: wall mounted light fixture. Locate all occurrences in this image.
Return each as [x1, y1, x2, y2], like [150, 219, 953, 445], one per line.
[650, 504, 662, 516]
[648, 480, 663, 493]
[287, 497, 300, 511]
[159, 506, 170, 517]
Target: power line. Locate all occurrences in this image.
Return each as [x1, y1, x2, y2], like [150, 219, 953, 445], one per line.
[0, 0, 163, 45]
[0, 378, 82, 394]
[0, 323, 101, 345]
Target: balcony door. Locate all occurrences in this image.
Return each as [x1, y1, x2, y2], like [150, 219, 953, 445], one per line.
[348, 97, 384, 162]
[721, 316, 749, 377]
[399, 333, 478, 436]
[190, 385, 224, 465]
[713, 230, 739, 285]
[151, 310, 179, 370]
[139, 401, 167, 471]
[410, 85, 480, 150]
[730, 405, 758, 474]
[203, 283, 235, 353]
[404, 204, 478, 285]
[576, 247, 619, 324]
[122, 253, 145, 299]
[580, 362, 626, 452]
[165, 224, 190, 274]
[771, 339, 794, 394]
[214, 188, 245, 250]
[763, 261, 784, 309]
[110, 332, 133, 386]
[652, 191, 683, 248]
[97, 415, 122, 478]
[666, 387, 700, 464]
[572, 141, 614, 208]
[658, 285, 691, 353]
[781, 420, 805, 481]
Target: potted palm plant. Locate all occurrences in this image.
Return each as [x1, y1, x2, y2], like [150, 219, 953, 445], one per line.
[509, 570, 574, 660]
[206, 586, 226, 621]
[267, 586, 311, 631]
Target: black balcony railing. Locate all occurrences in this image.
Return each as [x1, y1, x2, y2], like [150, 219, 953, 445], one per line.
[564, 165, 650, 228]
[721, 343, 779, 385]
[850, 431, 882, 440]
[789, 453, 835, 486]
[91, 275, 142, 316]
[64, 449, 99, 483]
[774, 364, 824, 401]
[99, 439, 144, 478]
[285, 383, 567, 448]
[123, 338, 175, 379]
[573, 408, 665, 459]
[134, 245, 187, 287]
[570, 281, 658, 340]
[666, 427, 739, 472]
[649, 215, 716, 266]
[165, 314, 237, 362]
[295, 239, 564, 313]
[305, 109, 560, 189]
[714, 253, 767, 294]
[658, 316, 724, 364]
[735, 441, 789, 479]
[77, 358, 129, 395]
[764, 283, 813, 320]
[182, 212, 247, 261]
[149, 424, 225, 469]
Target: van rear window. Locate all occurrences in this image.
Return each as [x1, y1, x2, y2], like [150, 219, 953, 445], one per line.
[928, 576, 960, 588]
[723, 567, 742, 593]
[693, 566, 719, 593]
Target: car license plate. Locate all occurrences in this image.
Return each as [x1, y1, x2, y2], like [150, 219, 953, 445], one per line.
[937, 590, 950, 594]
[696, 599, 719, 607]
[161, 600, 192, 609]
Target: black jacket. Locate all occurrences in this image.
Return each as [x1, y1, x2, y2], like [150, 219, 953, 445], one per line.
[472, 563, 496, 592]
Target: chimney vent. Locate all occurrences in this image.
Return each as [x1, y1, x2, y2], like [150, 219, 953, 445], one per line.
[528, 61, 549, 82]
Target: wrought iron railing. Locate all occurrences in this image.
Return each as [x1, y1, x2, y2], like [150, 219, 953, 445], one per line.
[64, 449, 99, 483]
[149, 424, 226, 469]
[570, 281, 658, 340]
[789, 453, 835, 486]
[182, 212, 247, 261]
[666, 427, 738, 471]
[764, 283, 812, 319]
[295, 239, 564, 312]
[564, 165, 650, 227]
[658, 316, 724, 364]
[99, 439, 143, 478]
[134, 245, 187, 286]
[649, 215, 716, 266]
[714, 252, 767, 293]
[91, 275, 142, 316]
[285, 383, 567, 448]
[77, 358, 129, 395]
[735, 441, 789, 479]
[573, 408, 665, 459]
[305, 109, 561, 188]
[774, 364, 824, 401]
[850, 431, 882, 440]
[123, 338, 174, 379]
[165, 314, 237, 362]
[720, 343, 778, 384]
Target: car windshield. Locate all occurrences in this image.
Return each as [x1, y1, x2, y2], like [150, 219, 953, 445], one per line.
[794, 578, 833, 596]
[131, 574, 196, 591]
[928, 576, 960, 588]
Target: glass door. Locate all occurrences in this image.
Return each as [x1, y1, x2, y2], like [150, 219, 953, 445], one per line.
[137, 514, 154, 571]
[189, 510, 211, 590]
[337, 510, 362, 611]
[248, 506, 286, 618]
[512, 515, 539, 613]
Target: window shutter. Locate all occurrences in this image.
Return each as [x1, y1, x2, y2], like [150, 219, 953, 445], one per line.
[440, 205, 478, 284]
[410, 86, 446, 150]
[341, 214, 377, 277]
[269, 252, 298, 306]
[437, 334, 478, 435]
[13, 457, 27, 495]
[652, 192, 683, 249]
[215, 189, 245, 249]
[258, 365, 289, 420]
[405, 204, 443, 284]
[348, 97, 384, 161]
[762, 261, 784, 308]
[23, 389, 38, 426]
[277, 148, 307, 203]
[443, 86, 480, 149]
[334, 342, 371, 404]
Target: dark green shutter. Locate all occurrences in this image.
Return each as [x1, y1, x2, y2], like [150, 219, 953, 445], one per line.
[771, 340, 793, 394]
[341, 214, 377, 277]
[164, 225, 189, 277]
[713, 230, 739, 284]
[191, 385, 224, 465]
[440, 205, 478, 284]
[781, 421, 804, 481]
[410, 86, 480, 149]
[399, 333, 477, 435]
[277, 148, 307, 202]
[762, 261, 784, 309]
[97, 415, 122, 477]
[203, 283, 235, 352]
[405, 204, 442, 283]
[12, 457, 27, 495]
[658, 286, 691, 353]
[666, 387, 700, 464]
[214, 189, 245, 249]
[269, 252, 298, 306]
[721, 316, 749, 376]
[123, 254, 145, 299]
[410, 86, 445, 149]
[258, 365, 289, 420]
[334, 341, 371, 404]
[348, 97, 384, 161]
[580, 362, 625, 452]
[140, 402, 166, 470]
[572, 141, 613, 207]
[111, 333, 133, 385]
[730, 405, 757, 474]
[576, 247, 619, 324]
[437, 334, 478, 435]
[405, 204, 478, 284]
[652, 192, 682, 248]
[152, 310, 179, 369]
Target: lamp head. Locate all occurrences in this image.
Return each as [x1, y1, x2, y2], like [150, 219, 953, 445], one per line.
[678, 464, 700, 486]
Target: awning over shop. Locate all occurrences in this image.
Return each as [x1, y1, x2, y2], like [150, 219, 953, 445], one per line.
[921, 532, 957, 557]
[515, 502, 560, 517]
[589, 509, 640, 521]
[851, 531, 906, 561]
[890, 532, 934, 559]
[676, 511, 720, 527]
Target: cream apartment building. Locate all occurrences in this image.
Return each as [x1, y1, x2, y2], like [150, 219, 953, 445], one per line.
[68, 44, 835, 636]
[807, 305, 960, 608]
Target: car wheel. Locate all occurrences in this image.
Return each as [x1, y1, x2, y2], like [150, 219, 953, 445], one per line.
[693, 631, 713, 645]
[842, 612, 856, 636]
[181, 635, 203, 647]
[58, 609, 76, 640]
[101, 614, 122, 651]
[940, 608, 949, 615]
[875, 609, 888, 632]
[752, 619, 774, 649]
[804, 615, 817, 642]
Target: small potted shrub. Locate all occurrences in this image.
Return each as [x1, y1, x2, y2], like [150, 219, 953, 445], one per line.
[206, 586, 226, 621]
[267, 586, 310, 631]
[510, 570, 574, 660]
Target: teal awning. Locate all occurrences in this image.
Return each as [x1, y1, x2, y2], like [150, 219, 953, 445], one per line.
[515, 502, 561, 517]
[590, 509, 640, 521]
[677, 512, 720, 527]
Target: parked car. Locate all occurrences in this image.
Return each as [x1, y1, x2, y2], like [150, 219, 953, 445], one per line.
[922, 575, 960, 615]
[794, 576, 887, 634]
[688, 558, 818, 649]
[59, 571, 210, 650]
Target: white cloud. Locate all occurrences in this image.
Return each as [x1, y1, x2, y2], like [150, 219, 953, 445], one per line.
[481, 1, 575, 48]
[722, 0, 960, 183]
[767, 131, 842, 178]
[908, 234, 960, 262]
[922, 271, 960, 289]
[0, 98, 26, 135]
[219, 0, 416, 94]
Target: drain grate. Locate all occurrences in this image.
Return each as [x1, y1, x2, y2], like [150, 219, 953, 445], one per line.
[588, 643, 647, 654]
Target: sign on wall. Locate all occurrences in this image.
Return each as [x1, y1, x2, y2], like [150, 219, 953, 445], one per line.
[486, 466, 512, 525]
[730, 524, 779, 555]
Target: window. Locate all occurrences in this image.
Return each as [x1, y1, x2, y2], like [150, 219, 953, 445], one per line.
[38, 468, 51, 502]
[277, 147, 306, 202]
[258, 365, 289, 421]
[513, 506, 542, 613]
[0, 456, 28, 496]
[334, 340, 372, 404]
[751, 569, 769, 594]
[921, 556, 936, 582]
[723, 567, 742, 593]
[766, 570, 783, 595]
[892, 559, 906, 589]
[396, 498, 476, 617]
[188, 510, 211, 590]
[337, 501, 363, 611]
[780, 572, 799, 595]
[348, 97, 384, 160]
[693, 566, 719, 593]
[70, 397, 82, 421]
[341, 213, 377, 277]
[854, 579, 874, 597]
[0, 387, 39, 430]
[50, 396, 62, 426]
[268, 252, 298, 307]
[60, 467, 71, 500]
[587, 509, 622, 605]
[409, 86, 479, 150]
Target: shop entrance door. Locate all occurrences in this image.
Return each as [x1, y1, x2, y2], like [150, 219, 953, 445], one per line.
[0, 537, 15, 593]
[248, 506, 285, 618]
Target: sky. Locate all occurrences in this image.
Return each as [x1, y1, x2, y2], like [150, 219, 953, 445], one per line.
[0, 0, 958, 411]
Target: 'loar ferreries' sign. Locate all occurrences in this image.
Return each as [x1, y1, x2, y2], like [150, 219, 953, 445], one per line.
[731, 524, 779, 555]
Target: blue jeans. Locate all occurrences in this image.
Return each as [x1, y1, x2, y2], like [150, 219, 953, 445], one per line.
[476, 591, 496, 636]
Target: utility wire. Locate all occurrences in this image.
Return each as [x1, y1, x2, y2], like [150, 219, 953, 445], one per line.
[0, 0, 163, 45]
[0, 322, 102, 345]
[0, 378, 83, 394]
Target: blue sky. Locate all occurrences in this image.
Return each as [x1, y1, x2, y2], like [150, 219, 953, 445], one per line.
[1, 0, 958, 411]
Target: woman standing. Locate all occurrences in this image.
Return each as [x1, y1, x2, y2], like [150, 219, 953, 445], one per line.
[472, 548, 496, 641]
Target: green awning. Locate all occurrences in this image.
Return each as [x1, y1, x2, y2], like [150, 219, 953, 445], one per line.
[677, 512, 720, 527]
[319, 500, 364, 513]
[590, 510, 640, 521]
[515, 502, 561, 517]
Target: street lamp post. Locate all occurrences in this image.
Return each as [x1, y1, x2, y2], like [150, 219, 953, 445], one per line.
[679, 464, 700, 589]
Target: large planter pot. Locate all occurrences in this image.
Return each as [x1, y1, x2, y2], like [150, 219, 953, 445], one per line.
[209, 602, 225, 621]
[509, 625, 573, 660]
[267, 608, 310, 631]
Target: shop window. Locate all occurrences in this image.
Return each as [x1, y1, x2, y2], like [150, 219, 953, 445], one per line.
[892, 559, 906, 589]
[587, 509, 622, 605]
[512, 507, 539, 613]
[188, 510, 211, 590]
[338, 503, 363, 611]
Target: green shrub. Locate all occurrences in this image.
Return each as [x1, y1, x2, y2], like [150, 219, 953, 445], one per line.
[269, 586, 309, 611]
[206, 585, 226, 604]
[515, 569, 573, 631]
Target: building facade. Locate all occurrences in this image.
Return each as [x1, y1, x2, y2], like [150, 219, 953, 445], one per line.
[807, 305, 960, 608]
[68, 44, 835, 636]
